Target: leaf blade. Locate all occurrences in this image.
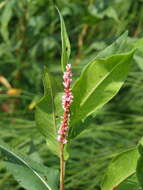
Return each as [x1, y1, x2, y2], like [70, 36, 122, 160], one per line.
[116, 174, 140, 190]
[57, 8, 71, 72]
[136, 137, 143, 188]
[97, 32, 128, 58]
[101, 147, 139, 190]
[35, 67, 60, 157]
[0, 140, 59, 190]
[35, 68, 69, 159]
[69, 50, 134, 138]
[1, 0, 13, 42]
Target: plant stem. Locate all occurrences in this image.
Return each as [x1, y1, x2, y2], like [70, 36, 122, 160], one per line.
[60, 143, 65, 190]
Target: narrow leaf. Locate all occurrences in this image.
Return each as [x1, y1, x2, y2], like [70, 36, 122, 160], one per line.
[101, 147, 139, 190]
[57, 8, 71, 72]
[0, 140, 59, 190]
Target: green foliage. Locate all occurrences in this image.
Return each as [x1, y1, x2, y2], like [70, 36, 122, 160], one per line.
[116, 175, 140, 190]
[57, 7, 71, 72]
[35, 67, 60, 157]
[0, 140, 59, 190]
[96, 32, 128, 58]
[69, 33, 135, 138]
[35, 67, 68, 159]
[1, 0, 14, 42]
[101, 148, 139, 190]
[136, 138, 143, 188]
[0, 0, 143, 190]
[35, 68, 68, 159]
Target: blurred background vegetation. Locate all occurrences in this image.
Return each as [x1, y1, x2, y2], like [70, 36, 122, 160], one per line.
[0, 0, 143, 189]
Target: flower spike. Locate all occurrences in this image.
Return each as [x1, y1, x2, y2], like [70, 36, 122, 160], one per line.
[57, 64, 73, 144]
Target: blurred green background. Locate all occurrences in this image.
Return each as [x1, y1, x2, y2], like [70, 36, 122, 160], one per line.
[0, 0, 143, 189]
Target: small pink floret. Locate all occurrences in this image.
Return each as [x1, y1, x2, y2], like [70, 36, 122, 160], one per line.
[63, 139, 68, 144]
[57, 135, 62, 142]
[57, 64, 73, 144]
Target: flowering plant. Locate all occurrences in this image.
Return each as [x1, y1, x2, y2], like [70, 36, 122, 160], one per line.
[57, 64, 73, 145]
[0, 8, 143, 190]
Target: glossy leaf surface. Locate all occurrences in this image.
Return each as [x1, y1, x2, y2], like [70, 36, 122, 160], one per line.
[69, 51, 134, 138]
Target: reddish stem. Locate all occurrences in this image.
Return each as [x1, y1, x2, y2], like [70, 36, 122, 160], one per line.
[60, 143, 65, 190]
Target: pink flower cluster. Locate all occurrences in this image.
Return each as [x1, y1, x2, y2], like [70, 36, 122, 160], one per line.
[57, 64, 73, 144]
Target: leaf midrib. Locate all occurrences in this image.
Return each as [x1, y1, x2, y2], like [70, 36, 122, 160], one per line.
[80, 52, 132, 107]
[0, 145, 52, 190]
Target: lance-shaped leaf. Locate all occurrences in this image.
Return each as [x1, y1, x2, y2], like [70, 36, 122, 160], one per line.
[69, 32, 135, 139]
[57, 8, 71, 72]
[101, 147, 139, 190]
[35, 67, 60, 157]
[0, 140, 59, 190]
[35, 67, 68, 159]
[69, 51, 135, 138]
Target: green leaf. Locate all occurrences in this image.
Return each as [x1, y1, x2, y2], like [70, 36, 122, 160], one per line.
[105, 7, 119, 23]
[134, 54, 143, 71]
[35, 67, 68, 159]
[57, 8, 71, 72]
[69, 50, 135, 138]
[136, 137, 143, 188]
[134, 46, 143, 71]
[35, 67, 60, 157]
[0, 140, 59, 190]
[68, 32, 135, 139]
[88, 4, 119, 23]
[1, 0, 14, 42]
[116, 175, 140, 190]
[97, 32, 128, 58]
[101, 147, 139, 190]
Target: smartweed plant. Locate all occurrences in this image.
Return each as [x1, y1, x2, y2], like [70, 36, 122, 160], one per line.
[0, 8, 143, 190]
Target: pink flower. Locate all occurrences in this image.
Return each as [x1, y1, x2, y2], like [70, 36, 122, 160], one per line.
[57, 64, 73, 144]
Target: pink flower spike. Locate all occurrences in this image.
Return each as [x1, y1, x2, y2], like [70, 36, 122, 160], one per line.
[57, 64, 73, 145]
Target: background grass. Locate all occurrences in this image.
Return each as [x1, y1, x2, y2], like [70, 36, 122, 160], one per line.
[0, 0, 143, 189]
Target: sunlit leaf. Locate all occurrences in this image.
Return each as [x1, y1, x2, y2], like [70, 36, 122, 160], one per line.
[69, 32, 135, 139]
[101, 147, 139, 190]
